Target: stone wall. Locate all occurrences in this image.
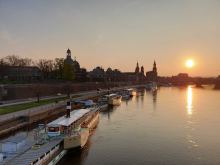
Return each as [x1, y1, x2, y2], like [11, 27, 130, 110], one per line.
[1, 82, 135, 100]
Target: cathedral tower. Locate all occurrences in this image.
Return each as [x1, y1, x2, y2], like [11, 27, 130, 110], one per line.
[135, 62, 140, 74]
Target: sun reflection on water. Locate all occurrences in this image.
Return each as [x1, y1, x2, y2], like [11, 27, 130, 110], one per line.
[187, 86, 193, 115]
[186, 86, 199, 150]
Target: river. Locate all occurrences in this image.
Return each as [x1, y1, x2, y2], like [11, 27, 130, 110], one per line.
[58, 86, 220, 165]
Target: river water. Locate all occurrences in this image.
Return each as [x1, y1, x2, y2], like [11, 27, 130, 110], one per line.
[59, 86, 220, 165]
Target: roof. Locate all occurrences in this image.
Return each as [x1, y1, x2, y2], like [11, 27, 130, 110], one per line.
[126, 88, 134, 91]
[5, 138, 62, 165]
[1, 135, 26, 144]
[48, 109, 91, 127]
[104, 94, 118, 97]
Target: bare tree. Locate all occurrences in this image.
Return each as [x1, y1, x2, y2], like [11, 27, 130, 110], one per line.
[36, 59, 54, 79]
[18, 58, 32, 66]
[4, 55, 20, 66]
[3, 55, 33, 67]
[0, 58, 8, 79]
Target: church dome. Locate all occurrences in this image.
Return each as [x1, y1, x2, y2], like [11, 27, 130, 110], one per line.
[64, 56, 74, 65]
[73, 59, 80, 71]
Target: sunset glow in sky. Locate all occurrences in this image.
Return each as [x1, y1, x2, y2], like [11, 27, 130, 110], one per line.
[0, 0, 220, 76]
[185, 59, 194, 68]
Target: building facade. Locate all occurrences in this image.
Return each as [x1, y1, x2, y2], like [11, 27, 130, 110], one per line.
[0, 66, 42, 82]
[146, 61, 158, 82]
[88, 66, 106, 82]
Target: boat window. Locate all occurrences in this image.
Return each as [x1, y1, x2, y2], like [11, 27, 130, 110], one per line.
[48, 127, 59, 132]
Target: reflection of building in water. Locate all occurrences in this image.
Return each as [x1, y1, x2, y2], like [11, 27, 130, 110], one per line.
[140, 91, 145, 103]
[187, 86, 193, 115]
[152, 90, 157, 103]
[100, 106, 117, 120]
[152, 90, 157, 110]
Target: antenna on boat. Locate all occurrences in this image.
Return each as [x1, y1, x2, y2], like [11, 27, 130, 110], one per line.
[66, 100, 71, 118]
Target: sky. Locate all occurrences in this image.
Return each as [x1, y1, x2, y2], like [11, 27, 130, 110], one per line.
[0, 0, 220, 77]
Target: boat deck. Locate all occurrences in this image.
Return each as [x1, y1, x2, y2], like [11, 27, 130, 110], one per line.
[2, 138, 63, 165]
[0, 143, 34, 165]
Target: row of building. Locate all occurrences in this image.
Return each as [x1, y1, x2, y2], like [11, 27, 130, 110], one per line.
[64, 49, 158, 82]
[0, 49, 158, 83]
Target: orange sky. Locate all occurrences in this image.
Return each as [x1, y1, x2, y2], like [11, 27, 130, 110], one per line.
[0, 1, 219, 77]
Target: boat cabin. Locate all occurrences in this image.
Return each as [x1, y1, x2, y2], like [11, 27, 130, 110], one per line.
[47, 109, 91, 137]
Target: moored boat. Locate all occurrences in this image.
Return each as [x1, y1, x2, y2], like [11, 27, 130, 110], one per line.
[107, 94, 122, 106]
[126, 88, 137, 96]
[47, 108, 99, 150]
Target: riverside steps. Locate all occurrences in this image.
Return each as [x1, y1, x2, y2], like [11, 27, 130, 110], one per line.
[0, 85, 145, 137]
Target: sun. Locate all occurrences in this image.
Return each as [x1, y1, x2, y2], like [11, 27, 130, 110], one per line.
[185, 59, 194, 68]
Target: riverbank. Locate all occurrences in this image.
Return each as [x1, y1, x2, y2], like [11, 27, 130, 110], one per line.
[0, 82, 138, 101]
[0, 97, 68, 115]
[0, 85, 144, 138]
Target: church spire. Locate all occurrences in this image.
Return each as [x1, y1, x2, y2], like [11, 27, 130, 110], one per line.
[135, 61, 140, 73]
[141, 66, 144, 74]
[153, 60, 157, 73]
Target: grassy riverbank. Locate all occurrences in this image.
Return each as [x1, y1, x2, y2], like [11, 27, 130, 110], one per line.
[0, 97, 69, 115]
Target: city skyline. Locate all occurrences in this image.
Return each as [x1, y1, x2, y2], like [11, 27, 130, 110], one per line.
[0, 0, 220, 76]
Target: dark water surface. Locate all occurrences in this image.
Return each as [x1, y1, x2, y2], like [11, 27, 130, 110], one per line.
[59, 86, 220, 165]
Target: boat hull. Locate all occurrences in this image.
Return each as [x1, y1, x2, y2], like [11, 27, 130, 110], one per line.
[108, 97, 122, 106]
[64, 128, 89, 149]
[130, 91, 137, 96]
[85, 112, 99, 131]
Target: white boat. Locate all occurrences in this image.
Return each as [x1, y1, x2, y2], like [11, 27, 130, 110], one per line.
[64, 126, 89, 149]
[126, 88, 137, 96]
[121, 94, 130, 100]
[47, 108, 99, 150]
[107, 94, 122, 106]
